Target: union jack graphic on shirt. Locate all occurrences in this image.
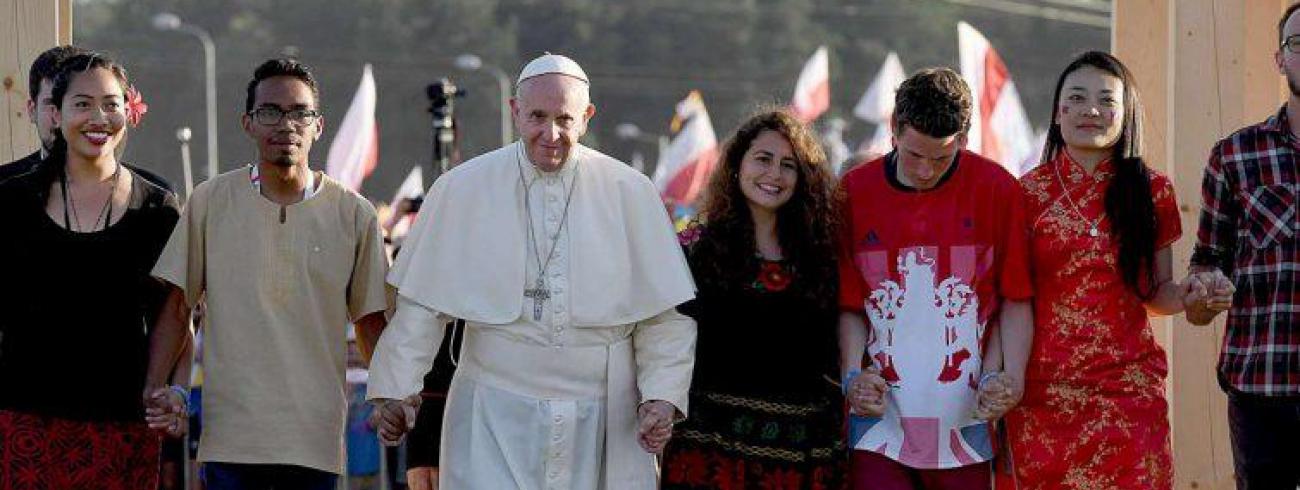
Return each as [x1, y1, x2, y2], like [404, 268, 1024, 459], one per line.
[850, 246, 995, 469]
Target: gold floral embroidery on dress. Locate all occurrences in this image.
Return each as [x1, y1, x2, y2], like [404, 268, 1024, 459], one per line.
[1011, 159, 1173, 490]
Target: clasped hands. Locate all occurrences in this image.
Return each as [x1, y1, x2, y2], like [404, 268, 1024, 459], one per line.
[370, 395, 679, 455]
[1181, 270, 1235, 312]
[845, 367, 1023, 421]
[142, 385, 187, 437]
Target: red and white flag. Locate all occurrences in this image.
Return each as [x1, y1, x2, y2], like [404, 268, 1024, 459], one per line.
[388, 166, 423, 238]
[1019, 127, 1048, 175]
[653, 91, 718, 207]
[958, 22, 1035, 176]
[853, 51, 906, 124]
[326, 64, 379, 191]
[390, 166, 424, 205]
[790, 46, 830, 123]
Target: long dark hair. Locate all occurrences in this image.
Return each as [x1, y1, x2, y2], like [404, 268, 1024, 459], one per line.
[36, 52, 132, 190]
[1042, 51, 1157, 299]
[691, 109, 840, 308]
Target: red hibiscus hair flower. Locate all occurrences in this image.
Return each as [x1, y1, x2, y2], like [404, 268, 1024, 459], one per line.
[125, 85, 148, 127]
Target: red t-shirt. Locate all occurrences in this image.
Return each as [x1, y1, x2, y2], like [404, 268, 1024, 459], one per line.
[837, 150, 1033, 468]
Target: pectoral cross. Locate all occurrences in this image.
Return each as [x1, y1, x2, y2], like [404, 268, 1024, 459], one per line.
[524, 277, 551, 321]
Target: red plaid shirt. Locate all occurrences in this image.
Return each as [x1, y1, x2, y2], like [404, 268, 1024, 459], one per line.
[1192, 105, 1300, 396]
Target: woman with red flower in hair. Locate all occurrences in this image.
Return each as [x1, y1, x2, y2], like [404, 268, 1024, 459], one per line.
[662, 109, 846, 489]
[0, 51, 181, 489]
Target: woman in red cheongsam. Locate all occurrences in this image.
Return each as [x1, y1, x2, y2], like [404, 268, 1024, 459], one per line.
[1000, 51, 1193, 490]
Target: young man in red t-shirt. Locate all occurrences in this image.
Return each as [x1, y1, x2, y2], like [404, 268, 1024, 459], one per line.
[838, 68, 1034, 490]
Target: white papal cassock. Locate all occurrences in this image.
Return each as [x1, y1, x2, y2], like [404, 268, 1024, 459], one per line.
[367, 141, 697, 490]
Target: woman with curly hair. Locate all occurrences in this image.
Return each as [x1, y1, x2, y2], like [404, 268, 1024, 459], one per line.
[0, 52, 180, 489]
[661, 109, 845, 489]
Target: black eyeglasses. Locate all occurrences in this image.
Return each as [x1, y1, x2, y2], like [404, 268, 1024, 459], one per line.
[1282, 34, 1300, 54]
[248, 107, 321, 126]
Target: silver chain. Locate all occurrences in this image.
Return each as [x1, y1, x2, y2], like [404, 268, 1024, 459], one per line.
[515, 145, 580, 287]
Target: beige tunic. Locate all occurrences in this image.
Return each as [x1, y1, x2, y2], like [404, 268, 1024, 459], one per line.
[153, 168, 390, 474]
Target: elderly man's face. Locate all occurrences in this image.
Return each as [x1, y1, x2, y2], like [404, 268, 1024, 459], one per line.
[510, 74, 595, 172]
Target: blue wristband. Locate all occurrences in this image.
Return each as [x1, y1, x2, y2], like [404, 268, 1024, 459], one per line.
[841, 369, 862, 396]
[978, 371, 1000, 388]
[168, 385, 190, 411]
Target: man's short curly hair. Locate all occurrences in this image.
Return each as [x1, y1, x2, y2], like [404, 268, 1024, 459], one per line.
[891, 67, 972, 138]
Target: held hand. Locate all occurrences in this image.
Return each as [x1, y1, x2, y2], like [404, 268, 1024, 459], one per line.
[972, 372, 1023, 421]
[1206, 271, 1236, 311]
[372, 394, 422, 446]
[847, 367, 889, 417]
[143, 386, 186, 438]
[1180, 273, 1210, 309]
[636, 400, 676, 454]
[1184, 271, 1234, 312]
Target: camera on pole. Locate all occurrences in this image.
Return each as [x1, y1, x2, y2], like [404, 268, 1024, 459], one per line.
[426, 78, 466, 176]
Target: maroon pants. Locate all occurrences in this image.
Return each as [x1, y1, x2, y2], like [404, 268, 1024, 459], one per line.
[0, 409, 160, 490]
[851, 450, 990, 490]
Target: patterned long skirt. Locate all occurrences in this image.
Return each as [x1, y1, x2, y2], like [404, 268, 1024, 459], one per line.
[0, 409, 161, 490]
[662, 390, 847, 490]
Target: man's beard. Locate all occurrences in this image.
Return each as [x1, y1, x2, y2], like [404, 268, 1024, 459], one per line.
[271, 151, 297, 167]
[39, 133, 56, 153]
[1289, 71, 1300, 97]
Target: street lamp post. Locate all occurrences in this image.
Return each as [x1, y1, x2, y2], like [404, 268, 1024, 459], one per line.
[176, 126, 194, 199]
[454, 54, 512, 146]
[153, 12, 219, 181]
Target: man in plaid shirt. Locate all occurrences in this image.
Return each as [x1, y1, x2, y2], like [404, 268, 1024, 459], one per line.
[1188, 3, 1300, 488]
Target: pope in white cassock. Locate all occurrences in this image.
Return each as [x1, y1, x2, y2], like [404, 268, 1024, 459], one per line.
[366, 54, 698, 489]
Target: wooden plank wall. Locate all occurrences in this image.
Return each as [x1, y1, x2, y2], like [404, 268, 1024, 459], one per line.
[0, 0, 70, 163]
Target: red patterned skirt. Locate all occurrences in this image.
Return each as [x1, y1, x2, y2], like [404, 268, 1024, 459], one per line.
[0, 409, 160, 490]
[661, 390, 847, 490]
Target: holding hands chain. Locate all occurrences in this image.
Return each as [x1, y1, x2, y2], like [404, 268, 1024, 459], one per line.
[845, 367, 889, 417]
[637, 400, 676, 454]
[371, 394, 423, 446]
[143, 385, 188, 438]
[1182, 270, 1235, 313]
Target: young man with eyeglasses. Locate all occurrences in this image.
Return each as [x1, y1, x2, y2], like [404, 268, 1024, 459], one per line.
[1187, 3, 1300, 488]
[143, 58, 391, 490]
